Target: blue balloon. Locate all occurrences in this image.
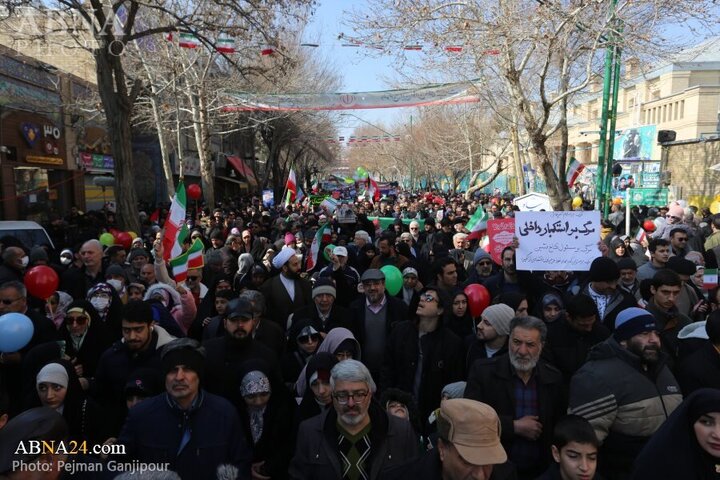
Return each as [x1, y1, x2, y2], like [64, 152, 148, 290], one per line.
[0, 312, 34, 352]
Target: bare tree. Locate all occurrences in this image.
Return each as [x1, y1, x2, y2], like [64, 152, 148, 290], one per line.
[0, 0, 314, 229]
[350, 0, 718, 210]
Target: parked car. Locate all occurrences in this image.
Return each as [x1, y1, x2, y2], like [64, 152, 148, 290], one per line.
[0, 221, 55, 250]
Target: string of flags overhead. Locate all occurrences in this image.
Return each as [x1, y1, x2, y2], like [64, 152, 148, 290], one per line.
[325, 135, 402, 146]
[166, 31, 501, 57]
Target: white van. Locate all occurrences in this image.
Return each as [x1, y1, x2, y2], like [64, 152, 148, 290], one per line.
[0, 221, 55, 250]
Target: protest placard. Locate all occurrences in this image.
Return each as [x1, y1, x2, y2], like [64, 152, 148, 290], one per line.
[487, 218, 515, 265]
[514, 211, 601, 271]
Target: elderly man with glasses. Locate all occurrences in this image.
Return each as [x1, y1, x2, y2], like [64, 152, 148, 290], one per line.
[290, 360, 419, 480]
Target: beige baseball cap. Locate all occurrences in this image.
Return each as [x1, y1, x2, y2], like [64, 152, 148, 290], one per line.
[437, 399, 507, 466]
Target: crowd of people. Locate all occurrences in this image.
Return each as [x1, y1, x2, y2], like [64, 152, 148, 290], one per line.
[1, 190, 720, 479]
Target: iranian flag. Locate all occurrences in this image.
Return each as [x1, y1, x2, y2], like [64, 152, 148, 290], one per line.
[465, 207, 489, 241]
[179, 33, 200, 49]
[216, 37, 235, 54]
[306, 225, 332, 271]
[169, 239, 205, 283]
[162, 181, 188, 262]
[704, 268, 718, 291]
[368, 176, 380, 203]
[286, 168, 297, 203]
[635, 228, 646, 244]
[566, 158, 586, 188]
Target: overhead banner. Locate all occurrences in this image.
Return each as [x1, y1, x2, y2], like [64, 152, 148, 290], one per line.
[223, 81, 480, 111]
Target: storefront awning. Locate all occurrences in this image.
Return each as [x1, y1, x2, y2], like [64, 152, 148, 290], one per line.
[216, 175, 246, 186]
[226, 156, 258, 187]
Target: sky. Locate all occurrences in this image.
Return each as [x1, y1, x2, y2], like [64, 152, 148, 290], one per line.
[304, 0, 408, 139]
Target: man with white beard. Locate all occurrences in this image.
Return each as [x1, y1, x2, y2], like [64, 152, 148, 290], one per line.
[465, 317, 566, 480]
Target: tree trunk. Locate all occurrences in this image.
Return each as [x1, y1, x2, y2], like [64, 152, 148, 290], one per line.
[510, 124, 526, 195]
[149, 96, 175, 198]
[191, 92, 215, 209]
[94, 47, 141, 232]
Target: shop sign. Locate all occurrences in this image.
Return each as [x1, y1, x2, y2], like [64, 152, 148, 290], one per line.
[80, 152, 114, 171]
[26, 155, 63, 166]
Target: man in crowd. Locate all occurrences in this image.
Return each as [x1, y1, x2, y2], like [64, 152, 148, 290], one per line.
[260, 246, 312, 328]
[0, 246, 26, 285]
[61, 239, 106, 300]
[381, 286, 465, 424]
[466, 316, 566, 479]
[118, 338, 251, 478]
[536, 415, 601, 480]
[203, 298, 278, 404]
[637, 238, 671, 282]
[669, 227, 693, 258]
[320, 246, 361, 307]
[644, 269, 691, 362]
[576, 257, 637, 331]
[289, 277, 352, 334]
[542, 294, 610, 384]
[433, 257, 459, 294]
[290, 360, 419, 478]
[380, 399, 513, 480]
[465, 303, 515, 367]
[568, 307, 683, 479]
[350, 269, 408, 381]
[369, 234, 410, 270]
[94, 300, 173, 433]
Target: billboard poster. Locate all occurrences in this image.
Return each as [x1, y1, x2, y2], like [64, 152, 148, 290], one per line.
[613, 125, 657, 161]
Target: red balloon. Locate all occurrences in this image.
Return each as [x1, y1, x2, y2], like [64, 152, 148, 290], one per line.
[115, 232, 132, 250]
[187, 184, 202, 200]
[643, 220, 656, 232]
[24, 266, 59, 300]
[464, 284, 491, 318]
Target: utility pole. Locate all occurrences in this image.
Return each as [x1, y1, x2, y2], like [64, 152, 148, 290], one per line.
[595, 0, 620, 217]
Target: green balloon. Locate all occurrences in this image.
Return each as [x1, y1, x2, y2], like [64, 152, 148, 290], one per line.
[323, 244, 336, 261]
[381, 265, 403, 296]
[99, 232, 115, 247]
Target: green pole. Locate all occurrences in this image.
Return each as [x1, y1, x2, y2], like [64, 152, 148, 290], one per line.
[595, 0, 618, 213]
[603, 30, 623, 219]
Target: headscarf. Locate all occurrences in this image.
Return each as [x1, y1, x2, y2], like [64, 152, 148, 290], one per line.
[240, 370, 271, 444]
[47, 291, 73, 329]
[634, 388, 720, 479]
[86, 283, 114, 320]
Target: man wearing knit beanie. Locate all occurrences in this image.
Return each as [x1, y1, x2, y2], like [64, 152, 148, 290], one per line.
[118, 337, 252, 478]
[469, 304, 516, 362]
[569, 306, 682, 478]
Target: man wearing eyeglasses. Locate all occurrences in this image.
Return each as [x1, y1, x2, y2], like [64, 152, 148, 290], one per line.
[381, 286, 465, 426]
[290, 359, 419, 479]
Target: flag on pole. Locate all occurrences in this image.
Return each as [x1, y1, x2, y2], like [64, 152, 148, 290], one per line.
[566, 158, 586, 188]
[162, 181, 188, 262]
[704, 268, 718, 291]
[286, 168, 297, 202]
[169, 239, 205, 283]
[635, 228, 646, 244]
[311, 179, 319, 193]
[306, 225, 332, 271]
[178, 33, 200, 49]
[368, 176, 380, 203]
[465, 207, 489, 241]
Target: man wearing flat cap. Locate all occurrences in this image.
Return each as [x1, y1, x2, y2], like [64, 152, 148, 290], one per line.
[118, 338, 252, 478]
[379, 399, 514, 480]
[259, 246, 312, 329]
